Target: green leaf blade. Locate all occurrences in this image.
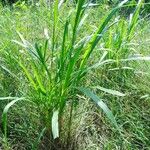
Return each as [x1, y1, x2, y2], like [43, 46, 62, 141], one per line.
[94, 86, 126, 97]
[78, 87, 119, 130]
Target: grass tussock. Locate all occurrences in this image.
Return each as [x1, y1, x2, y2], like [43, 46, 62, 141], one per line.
[0, 0, 150, 149]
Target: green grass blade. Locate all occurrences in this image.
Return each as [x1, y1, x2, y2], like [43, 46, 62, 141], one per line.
[54, 0, 59, 26]
[31, 62, 46, 94]
[2, 97, 25, 139]
[121, 56, 150, 61]
[18, 61, 38, 91]
[58, 20, 69, 79]
[16, 31, 28, 46]
[35, 43, 45, 64]
[32, 127, 46, 150]
[127, 0, 143, 40]
[43, 40, 48, 61]
[93, 86, 126, 97]
[52, 0, 59, 52]
[0, 97, 21, 100]
[86, 59, 115, 71]
[78, 13, 88, 31]
[78, 87, 119, 130]
[72, 0, 86, 45]
[0, 65, 19, 80]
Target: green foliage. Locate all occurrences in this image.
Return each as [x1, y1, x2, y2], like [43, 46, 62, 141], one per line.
[0, 0, 149, 149]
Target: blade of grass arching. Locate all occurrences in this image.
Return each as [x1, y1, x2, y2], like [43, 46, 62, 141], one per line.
[16, 31, 27, 46]
[78, 13, 88, 32]
[0, 97, 21, 100]
[86, 59, 115, 71]
[2, 97, 25, 140]
[0, 65, 19, 80]
[14, 38, 51, 88]
[35, 43, 51, 76]
[121, 56, 150, 61]
[127, 0, 143, 41]
[78, 87, 119, 130]
[35, 43, 45, 64]
[34, 43, 51, 82]
[75, 59, 116, 83]
[83, 3, 100, 8]
[93, 86, 126, 97]
[80, 0, 128, 68]
[18, 61, 38, 91]
[13, 32, 40, 60]
[12, 40, 28, 48]
[108, 66, 133, 71]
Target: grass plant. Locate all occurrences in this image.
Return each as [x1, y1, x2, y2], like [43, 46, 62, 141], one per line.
[0, 0, 149, 149]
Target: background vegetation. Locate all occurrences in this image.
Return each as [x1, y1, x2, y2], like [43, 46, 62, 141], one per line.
[0, 0, 150, 149]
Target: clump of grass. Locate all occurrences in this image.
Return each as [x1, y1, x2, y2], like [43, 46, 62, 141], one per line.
[0, 0, 145, 149]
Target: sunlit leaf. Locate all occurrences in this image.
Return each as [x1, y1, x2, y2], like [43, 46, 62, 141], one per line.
[52, 110, 59, 139]
[94, 86, 126, 97]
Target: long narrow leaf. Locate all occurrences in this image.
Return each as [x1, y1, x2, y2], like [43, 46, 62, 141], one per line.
[32, 127, 46, 149]
[2, 97, 25, 139]
[0, 65, 19, 80]
[93, 86, 126, 97]
[78, 87, 119, 129]
[0, 97, 21, 100]
[18, 61, 38, 91]
[127, 0, 143, 40]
